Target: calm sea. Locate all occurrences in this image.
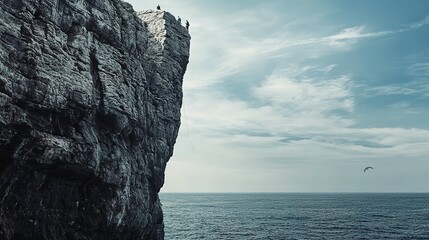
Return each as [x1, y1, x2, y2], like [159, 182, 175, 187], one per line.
[160, 193, 429, 239]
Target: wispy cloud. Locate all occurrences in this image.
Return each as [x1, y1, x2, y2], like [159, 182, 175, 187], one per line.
[364, 51, 429, 98]
[184, 10, 429, 90]
[254, 66, 354, 114]
[183, 6, 429, 188]
[369, 85, 422, 96]
[409, 61, 429, 80]
[182, 63, 429, 161]
[410, 15, 429, 30]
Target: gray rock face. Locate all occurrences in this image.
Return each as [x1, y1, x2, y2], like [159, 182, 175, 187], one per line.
[0, 0, 190, 239]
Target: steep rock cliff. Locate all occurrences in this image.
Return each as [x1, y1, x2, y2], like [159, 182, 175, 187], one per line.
[0, 0, 190, 239]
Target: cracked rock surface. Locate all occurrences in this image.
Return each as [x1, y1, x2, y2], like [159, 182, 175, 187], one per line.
[0, 0, 190, 239]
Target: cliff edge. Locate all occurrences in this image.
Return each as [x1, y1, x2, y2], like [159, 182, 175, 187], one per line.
[0, 0, 190, 239]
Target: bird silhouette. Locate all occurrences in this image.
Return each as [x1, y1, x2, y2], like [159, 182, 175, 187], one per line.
[364, 166, 373, 172]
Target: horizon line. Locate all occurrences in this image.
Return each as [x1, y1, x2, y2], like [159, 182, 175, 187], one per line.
[160, 191, 429, 194]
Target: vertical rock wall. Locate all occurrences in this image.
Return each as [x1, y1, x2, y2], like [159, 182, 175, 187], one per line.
[0, 0, 190, 239]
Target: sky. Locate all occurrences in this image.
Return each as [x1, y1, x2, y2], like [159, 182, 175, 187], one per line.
[126, 0, 429, 192]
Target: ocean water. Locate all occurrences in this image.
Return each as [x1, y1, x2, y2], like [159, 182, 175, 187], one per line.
[160, 193, 429, 239]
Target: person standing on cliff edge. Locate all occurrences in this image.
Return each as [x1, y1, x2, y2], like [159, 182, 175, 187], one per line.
[186, 20, 190, 31]
[156, 4, 161, 10]
[178, 16, 181, 25]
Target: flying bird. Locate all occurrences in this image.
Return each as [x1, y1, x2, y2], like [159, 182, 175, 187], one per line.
[364, 166, 373, 172]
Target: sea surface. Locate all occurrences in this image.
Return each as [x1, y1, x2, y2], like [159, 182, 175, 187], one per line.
[160, 193, 429, 239]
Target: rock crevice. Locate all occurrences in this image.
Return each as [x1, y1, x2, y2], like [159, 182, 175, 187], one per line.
[0, 0, 190, 239]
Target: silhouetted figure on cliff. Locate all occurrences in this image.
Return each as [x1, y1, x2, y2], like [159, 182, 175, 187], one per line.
[157, 4, 161, 10]
[186, 20, 190, 31]
[178, 16, 181, 25]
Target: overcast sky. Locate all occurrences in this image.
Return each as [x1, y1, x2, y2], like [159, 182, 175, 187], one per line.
[126, 0, 429, 192]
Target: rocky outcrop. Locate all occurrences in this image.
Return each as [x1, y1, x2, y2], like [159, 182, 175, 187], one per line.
[0, 0, 190, 239]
